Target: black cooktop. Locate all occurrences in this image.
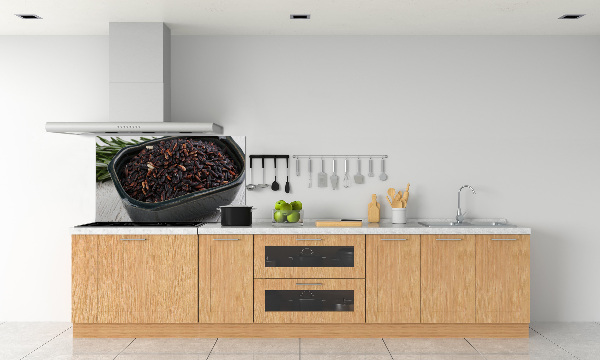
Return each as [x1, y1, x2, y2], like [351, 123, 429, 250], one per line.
[77, 222, 204, 227]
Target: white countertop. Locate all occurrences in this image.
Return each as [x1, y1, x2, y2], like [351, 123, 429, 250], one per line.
[71, 219, 531, 235]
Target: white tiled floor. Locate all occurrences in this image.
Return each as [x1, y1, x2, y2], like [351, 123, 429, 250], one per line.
[1, 322, 599, 360]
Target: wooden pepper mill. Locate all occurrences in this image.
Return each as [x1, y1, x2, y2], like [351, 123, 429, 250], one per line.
[368, 194, 380, 223]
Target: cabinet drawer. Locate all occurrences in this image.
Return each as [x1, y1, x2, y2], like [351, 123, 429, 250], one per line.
[254, 278, 366, 323]
[254, 234, 365, 278]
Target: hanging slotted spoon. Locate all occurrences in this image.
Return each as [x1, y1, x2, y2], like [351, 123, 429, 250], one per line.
[330, 159, 339, 190]
[354, 158, 365, 184]
[318, 159, 327, 187]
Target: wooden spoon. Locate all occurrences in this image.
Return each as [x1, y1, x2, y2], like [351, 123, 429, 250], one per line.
[387, 188, 396, 200]
[386, 196, 393, 207]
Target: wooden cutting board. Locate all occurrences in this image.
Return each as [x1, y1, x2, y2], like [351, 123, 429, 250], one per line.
[315, 220, 363, 227]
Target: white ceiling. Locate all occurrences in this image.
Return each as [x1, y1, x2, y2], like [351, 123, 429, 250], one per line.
[1, 0, 598, 35]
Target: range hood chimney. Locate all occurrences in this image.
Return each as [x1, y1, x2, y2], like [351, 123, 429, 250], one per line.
[46, 22, 222, 135]
[110, 22, 170, 123]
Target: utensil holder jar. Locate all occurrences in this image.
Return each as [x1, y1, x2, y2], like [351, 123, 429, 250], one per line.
[392, 208, 407, 224]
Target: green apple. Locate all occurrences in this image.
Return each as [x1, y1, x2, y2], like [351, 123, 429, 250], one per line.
[279, 202, 293, 215]
[290, 201, 303, 210]
[275, 200, 287, 210]
[273, 210, 285, 223]
[287, 210, 300, 223]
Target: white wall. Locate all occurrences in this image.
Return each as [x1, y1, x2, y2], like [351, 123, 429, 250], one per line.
[173, 36, 600, 322]
[1, 35, 599, 321]
[0, 37, 106, 321]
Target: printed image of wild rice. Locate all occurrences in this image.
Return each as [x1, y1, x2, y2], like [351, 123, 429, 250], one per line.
[120, 138, 240, 203]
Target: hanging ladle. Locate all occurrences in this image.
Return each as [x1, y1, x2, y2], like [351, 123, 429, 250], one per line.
[246, 157, 256, 190]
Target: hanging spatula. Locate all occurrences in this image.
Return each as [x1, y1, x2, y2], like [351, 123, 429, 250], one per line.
[318, 159, 327, 188]
[330, 159, 339, 190]
[354, 158, 365, 184]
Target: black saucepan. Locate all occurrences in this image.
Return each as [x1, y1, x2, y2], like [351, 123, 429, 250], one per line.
[219, 205, 255, 226]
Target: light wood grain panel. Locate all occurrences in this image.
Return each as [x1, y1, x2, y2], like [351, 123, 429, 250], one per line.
[421, 234, 476, 323]
[97, 235, 122, 323]
[366, 235, 420, 323]
[72, 235, 98, 323]
[254, 234, 365, 278]
[97, 234, 197, 323]
[476, 235, 530, 323]
[74, 323, 529, 338]
[198, 235, 253, 323]
[254, 278, 365, 323]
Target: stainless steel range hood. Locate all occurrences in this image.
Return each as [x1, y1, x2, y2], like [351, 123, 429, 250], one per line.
[46, 22, 222, 135]
[45, 122, 223, 135]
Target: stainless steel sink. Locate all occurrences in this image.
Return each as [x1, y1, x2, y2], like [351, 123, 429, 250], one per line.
[418, 221, 516, 227]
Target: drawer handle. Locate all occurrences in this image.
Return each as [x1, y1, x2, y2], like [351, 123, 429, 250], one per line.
[436, 238, 462, 241]
[381, 238, 407, 241]
[296, 238, 322, 241]
[492, 238, 517, 241]
[120, 238, 146, 241]
[296, 283, 323, 286]
[213, 238, 240, 241]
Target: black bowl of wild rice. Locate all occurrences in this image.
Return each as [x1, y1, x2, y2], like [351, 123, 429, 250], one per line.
[108, 136, 245, 222]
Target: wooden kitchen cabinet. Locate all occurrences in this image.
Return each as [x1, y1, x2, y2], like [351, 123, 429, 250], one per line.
[366, 235, 420, 323]
[96, 234, 198, 323]
[72, 235, 99, 323]
[476, 235, 530, 323]
[421, 234, 476, 323]
[198, 234, 253, 323]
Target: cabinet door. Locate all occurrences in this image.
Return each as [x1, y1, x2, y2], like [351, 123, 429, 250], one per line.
[72, 235, 98, 323]
[97, 234, 198, 323]
[199, 235, 253, 323]
[476, 235, 530, 323]
[366, 235, 420, 323]
[421, 234, 476, 323]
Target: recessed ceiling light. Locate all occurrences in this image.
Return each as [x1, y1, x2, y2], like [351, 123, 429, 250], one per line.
[15, 14, 42, 19]
[290, 14, 310, 20]
[559, 14, 585, 19]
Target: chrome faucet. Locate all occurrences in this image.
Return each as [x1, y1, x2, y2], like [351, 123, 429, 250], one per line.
[456, 185, 476, 224]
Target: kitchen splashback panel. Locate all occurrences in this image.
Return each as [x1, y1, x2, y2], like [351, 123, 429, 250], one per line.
[95, 135, 246, 222]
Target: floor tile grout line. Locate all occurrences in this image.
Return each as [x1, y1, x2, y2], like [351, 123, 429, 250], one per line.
[464, 338, 488, 359]
[299, 338, 301, 360]
[205, 337, 218, 360]
[381, 338, 394, 360]
[112, 338, 136, 360]
[20, 325, 73, 360]
[529, 325, 580, 360]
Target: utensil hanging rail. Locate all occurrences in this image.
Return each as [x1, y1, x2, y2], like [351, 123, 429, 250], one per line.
[292, 155, 388, 159]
